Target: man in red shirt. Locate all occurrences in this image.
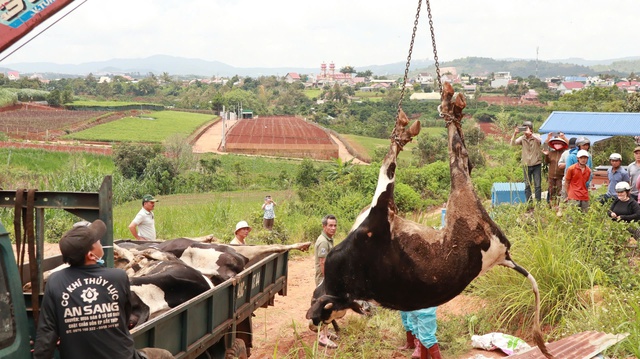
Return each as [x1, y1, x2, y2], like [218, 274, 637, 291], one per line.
[563, 150, 592, 212]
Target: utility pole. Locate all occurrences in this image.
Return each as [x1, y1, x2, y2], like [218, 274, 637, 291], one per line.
[221, 105, 226, 151]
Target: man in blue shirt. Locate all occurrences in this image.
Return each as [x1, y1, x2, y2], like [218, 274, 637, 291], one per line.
[601, 153, 630, 203]
[564, 137, 593, 188]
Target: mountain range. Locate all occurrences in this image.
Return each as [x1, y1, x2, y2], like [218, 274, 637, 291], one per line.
[2, 54, 640, 79]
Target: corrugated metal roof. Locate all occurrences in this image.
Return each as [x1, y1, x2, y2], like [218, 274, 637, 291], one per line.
[539, 111, 640, 144]
[509, 331, 629, 359]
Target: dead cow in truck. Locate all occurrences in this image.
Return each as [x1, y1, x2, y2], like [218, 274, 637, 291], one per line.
[306, 82, 552, 358]
[125, 249, 214, 328]
[117, 238, 310, 284]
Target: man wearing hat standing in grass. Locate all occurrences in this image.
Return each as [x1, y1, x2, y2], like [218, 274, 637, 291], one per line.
[34, 220, 173, 359]
[543, 133, 569, 206]
[511, 121, 542, 202]
[231, 220, 251, 245]
[128, 194, 158, 241]
[628, 146, 640, 201]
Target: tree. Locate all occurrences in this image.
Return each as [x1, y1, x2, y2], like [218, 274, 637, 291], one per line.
[356, 70, 373, 78]
[339, 66, 356, 75]
[46, 89, 62, 107]
[296, 159, 319, 187]
[624, 92, 640, 112]
[412, 132, 448, 166]
[553, 86, 626, 112]
[326, 158, 354, 181]
[163, 134, 196, 175]
[136, 77, 159, 96]
[113, 143, 163, 179]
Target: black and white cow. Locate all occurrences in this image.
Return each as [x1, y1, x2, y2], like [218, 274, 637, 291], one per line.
[306, 83, 552, 358]
[117, 238, 311, 285]
[115, 238, 311, 327]
[124, 249, 214, 328]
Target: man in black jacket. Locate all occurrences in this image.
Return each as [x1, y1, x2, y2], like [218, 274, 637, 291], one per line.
[33, 220, 172, 359]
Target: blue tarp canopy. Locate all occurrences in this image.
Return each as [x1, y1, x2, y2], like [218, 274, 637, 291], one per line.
[538, 111, 640, 144]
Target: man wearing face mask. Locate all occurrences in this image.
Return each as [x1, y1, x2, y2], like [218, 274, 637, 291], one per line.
[34, 220, 173, 359]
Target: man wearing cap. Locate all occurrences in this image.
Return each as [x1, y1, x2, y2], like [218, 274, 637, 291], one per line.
[564, 137, 593, 188]
[128, 194, 158, 241]
[558, 137, 577, 172]
[511, 121, 542, 202]
[543, 133, 569, 205]
[33, 220, 173, 359]
[563, 150, 592, 212]
[602, 153, 630, 203]
[628, 146, 640, 201]
[231, 220, 251, 245]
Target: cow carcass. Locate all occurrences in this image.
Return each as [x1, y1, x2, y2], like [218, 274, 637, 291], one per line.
[115, 238, 311, 327]
[123, 248, 214, 328]
[306, 82, 552, 358]
[117, 238, 311, 284]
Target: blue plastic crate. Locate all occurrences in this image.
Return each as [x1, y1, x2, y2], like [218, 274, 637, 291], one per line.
[491, 182, 527, 206]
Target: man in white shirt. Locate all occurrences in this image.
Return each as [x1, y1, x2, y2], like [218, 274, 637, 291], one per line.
[628, 146, 640, 201]
[128, 194, 158, 240]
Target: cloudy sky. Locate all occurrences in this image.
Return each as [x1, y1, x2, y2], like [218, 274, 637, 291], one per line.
[2, 0, 639, 68]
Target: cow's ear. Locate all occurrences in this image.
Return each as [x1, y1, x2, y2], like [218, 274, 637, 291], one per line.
[305, 295, 327, 319]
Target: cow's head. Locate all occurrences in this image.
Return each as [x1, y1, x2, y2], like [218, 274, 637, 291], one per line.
[129, 291, 150, 329]
[305, 294, 364, 326]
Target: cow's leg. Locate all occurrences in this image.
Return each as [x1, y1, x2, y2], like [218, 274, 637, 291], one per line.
[232, 242, 311, 267]
[365, 110, 420, 217]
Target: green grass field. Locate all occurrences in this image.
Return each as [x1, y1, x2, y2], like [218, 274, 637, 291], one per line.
[303, 89, 322, 99]
[0, 148, 114, 174]
[354, 91, 384, 102]
[112, 189, 329, 245]
[65, 111, 214, 142]
[342, 129, 445, 159]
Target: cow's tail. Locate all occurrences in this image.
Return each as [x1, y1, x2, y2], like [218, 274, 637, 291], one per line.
[508, 261, 554, 359]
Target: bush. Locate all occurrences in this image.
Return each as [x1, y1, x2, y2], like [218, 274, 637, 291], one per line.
[395, 183, 423, 212]
[113, 143, 163, 179]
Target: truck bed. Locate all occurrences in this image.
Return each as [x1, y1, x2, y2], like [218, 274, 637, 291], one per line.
[130, 251, 289, 358]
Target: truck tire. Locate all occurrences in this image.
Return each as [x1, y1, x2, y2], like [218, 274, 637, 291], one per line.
[224, 339, 247, 359]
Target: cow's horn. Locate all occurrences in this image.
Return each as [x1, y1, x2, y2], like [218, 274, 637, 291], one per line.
[323, 303, 334, 310]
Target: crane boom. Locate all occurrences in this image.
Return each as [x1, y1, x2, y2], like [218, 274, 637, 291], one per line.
[0, 0, 76, 55]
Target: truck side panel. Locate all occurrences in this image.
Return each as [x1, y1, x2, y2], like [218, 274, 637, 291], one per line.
[131, 251, 289, 359]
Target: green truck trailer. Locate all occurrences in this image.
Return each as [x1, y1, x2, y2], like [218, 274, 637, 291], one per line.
[0, 176, 289, 358]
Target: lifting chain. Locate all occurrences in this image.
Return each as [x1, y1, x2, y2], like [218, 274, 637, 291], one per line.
[426, 0, 442, 96]
[395, 0, 422, 125]
[396, 0, 444, 125]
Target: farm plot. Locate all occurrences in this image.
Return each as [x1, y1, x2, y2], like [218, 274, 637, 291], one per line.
[224, 116, 338, 160]
[0, 107, 109, 140]
[66, 111, 214, 143]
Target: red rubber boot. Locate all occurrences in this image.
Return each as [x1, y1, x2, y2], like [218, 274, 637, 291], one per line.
[398, 331, 416, 350]
[426, 343, 442, 359]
